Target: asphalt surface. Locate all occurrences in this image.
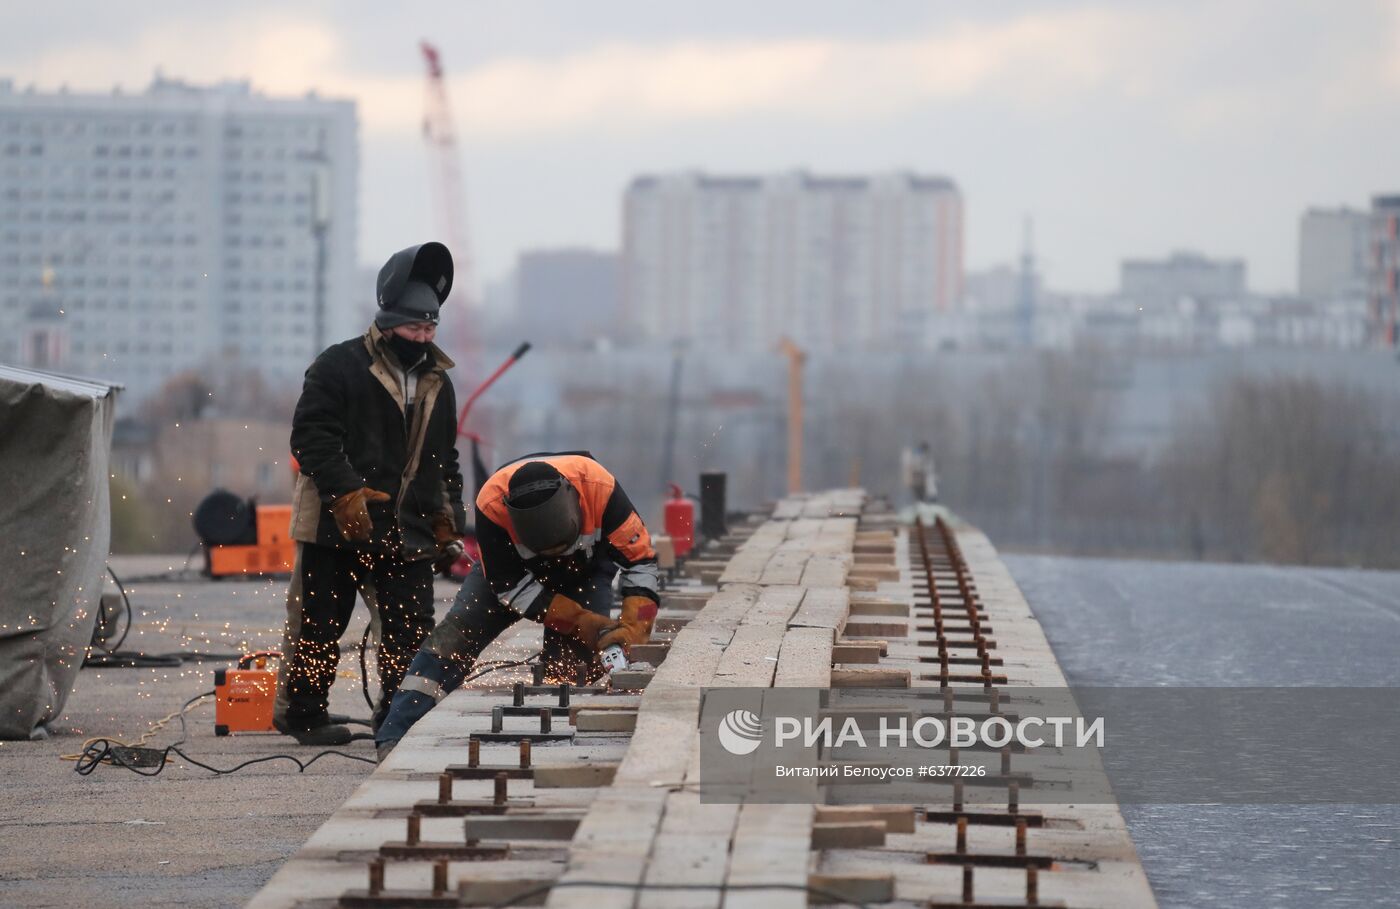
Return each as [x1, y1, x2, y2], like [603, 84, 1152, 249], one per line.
[1006, 554, 1400, 908]
[0, 556, 536, 908]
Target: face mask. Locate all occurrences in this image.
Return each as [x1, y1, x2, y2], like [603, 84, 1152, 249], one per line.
[386, 333, 428, 366]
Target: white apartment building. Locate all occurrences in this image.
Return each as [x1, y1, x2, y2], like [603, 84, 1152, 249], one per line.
[0, 75, 357, 401]
[622, 171, 963, 352]
[1299, 206, 1370, 302]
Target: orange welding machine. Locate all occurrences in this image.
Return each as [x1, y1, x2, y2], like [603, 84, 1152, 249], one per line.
[213, 651, 281, 735]
[193, 489, 296, 578]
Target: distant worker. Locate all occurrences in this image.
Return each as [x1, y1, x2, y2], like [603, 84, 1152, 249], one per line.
[375, 454, 659, 759]
[275, 242, 467, 746]
[901, 441, 938, 504]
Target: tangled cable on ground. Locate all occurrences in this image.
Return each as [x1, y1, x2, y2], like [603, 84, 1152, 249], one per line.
[60, 689, 214, 767]
[70, 643, 541, 777]
[74, 739, 376, 776]
[66, 688, 376, 777]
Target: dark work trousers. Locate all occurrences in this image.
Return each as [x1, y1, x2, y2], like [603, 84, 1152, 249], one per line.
[273, 540, 436, 728]
[375, 559, 616, 747]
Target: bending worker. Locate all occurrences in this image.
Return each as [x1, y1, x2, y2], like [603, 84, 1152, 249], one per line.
[275, 241, 467, 746]
[375, 454, 659, 758]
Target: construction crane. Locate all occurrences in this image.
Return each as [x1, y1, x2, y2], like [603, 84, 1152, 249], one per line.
[419, 41, 476, 363]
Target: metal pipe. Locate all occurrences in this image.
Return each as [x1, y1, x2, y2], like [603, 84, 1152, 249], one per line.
[456, 342, 531, 437]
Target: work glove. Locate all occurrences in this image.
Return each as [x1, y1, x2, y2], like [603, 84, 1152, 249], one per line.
[596, 595, 658, 656]
[331, 487, 391, 542]
[433, 540, 465, 575]
[540, 594, 612, 650]
[431, 511, 465, 575]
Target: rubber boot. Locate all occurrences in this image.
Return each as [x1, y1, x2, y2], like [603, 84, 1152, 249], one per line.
[273, 712, 354, 747]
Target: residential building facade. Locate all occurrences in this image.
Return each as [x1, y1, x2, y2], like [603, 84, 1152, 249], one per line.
[0, 75, 357, 400]
[1299, 206, 1369, 302]
[1370, 195, 1400, 347]
[622, 171, 963, 352]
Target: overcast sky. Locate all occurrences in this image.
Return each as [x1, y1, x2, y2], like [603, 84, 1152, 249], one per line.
[6, 1, 1398, 295]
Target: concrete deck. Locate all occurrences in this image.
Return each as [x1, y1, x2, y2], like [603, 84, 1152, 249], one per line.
[244, 501, 1158, 909]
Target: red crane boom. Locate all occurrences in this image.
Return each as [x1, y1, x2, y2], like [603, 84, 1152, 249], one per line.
[419, 41, 476, 364]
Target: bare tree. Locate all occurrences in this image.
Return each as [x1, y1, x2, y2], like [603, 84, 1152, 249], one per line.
[1160, 375, 1400, 567]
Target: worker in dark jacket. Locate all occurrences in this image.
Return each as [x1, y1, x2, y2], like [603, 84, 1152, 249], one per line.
[374, 454, 659, 759]
[274, 241, 467, 745]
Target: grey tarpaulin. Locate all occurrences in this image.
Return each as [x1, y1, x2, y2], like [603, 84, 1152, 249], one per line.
[0, 364, 120, 739]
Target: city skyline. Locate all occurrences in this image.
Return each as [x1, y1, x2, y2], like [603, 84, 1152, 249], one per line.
[3, 1, 1397, 295]
[1, 64, 1384, 405]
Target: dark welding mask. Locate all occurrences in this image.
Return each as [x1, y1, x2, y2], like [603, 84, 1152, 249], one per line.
[375, 242, 452, 328]
[505, 474, 581, 555]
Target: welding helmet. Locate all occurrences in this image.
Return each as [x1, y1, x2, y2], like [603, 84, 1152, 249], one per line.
[505, 462, 581, 555]
[376, 241, 453, 328]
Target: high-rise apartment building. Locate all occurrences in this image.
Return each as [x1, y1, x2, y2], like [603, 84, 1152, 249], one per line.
[622, 171, 963, 351]
[1370, 195, 1400, 347]
[0, 75, 357, 400]
[1299, 207, 1369, 302]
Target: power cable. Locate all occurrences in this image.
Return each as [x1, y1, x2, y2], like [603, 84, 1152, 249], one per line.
[90, 565, 134, 654]
[75, 739, 376, 776]
[359, 622, 374, 711]
[86, 565, 247, 667]
[83, 650, 247, 668]
[357, 622, 540, 711]
[62, 688, 211, 766]
[462, 652, 543, 685]
[67, 688, 376, 777]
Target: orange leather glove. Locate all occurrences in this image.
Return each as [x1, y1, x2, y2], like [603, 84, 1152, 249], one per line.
[597, 595, 658, 656]
[430, 511, 459, 544]
[540, 594, 612, 649]
[331, 487, 390, 542]
[431, 512, 464, 574]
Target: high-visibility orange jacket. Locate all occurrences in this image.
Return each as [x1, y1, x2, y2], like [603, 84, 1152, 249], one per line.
[475, 453, 659, 618]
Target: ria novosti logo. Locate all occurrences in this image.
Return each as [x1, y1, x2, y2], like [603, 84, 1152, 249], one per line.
[717, 709, 764, 755]
[714, 711, 1105, 754]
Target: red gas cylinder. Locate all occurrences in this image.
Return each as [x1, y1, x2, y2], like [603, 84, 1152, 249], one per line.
[663, 484, 694, 558]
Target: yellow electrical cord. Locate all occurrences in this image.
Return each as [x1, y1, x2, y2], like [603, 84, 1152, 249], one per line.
[59, 666, 364, 765]
[59, 691, 214, 764]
